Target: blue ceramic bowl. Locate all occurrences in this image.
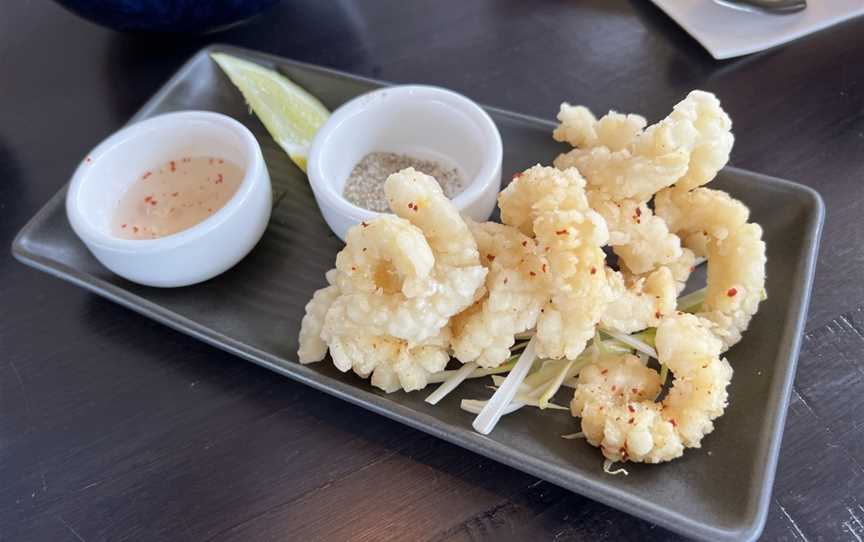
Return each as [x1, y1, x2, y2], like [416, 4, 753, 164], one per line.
[55, 0, 280, 33]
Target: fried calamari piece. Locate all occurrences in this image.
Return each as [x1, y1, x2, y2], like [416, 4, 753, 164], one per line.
[331, 215, 466, 343]
[620, 248, 697, 296]
[655, 187, 766, 349]
[601, 267, 677, 334]
[297, 269, 340, 364]
[499, 165, 612, 360]
[300, 170, 487, 392]
[590, 196, 683, 275]
[498, 165, 592, 237]
[699, 223, 766, 350]
[450, 221, 547, 368]
[326, 328, 451, 393]
[554, 90, 733, 202]
[655, 187, 750, 245]
[571, 313, 732, 463]
[656, 313, 732, 448]
[553, 105, 647, 151]
[385, 167, 484, 268]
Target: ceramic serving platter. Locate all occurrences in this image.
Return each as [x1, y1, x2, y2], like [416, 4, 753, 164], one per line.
[12, 44, 824, 542]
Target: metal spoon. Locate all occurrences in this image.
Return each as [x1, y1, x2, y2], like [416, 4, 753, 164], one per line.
[713, 0, 807, 14]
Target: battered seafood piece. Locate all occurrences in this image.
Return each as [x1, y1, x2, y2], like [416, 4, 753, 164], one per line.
[590, 197, 683, 275]
[535, 212, 610, 360]
[553, 106, 646, 152]
[385, 167, 483, 269]
[571, 354, 679, 462]
[699, 223, 767, 350]
[297, 169, 487, 392]
[655, 187, 766, 349]
[664, 248, 698, 294]
[553, 90, 734, 201]
[571, 313, 732, 463]
[324, 325, 451, 393]
[297, 270, 340, 364]
[499, 165, 612, 360]
[655, 187, 750, 250]
[601, 267, 677, 334]
[330, 216, 456, 343]
[498, 165, 594, 237]
[313, 217, 460, 391]
[622, 247, 698, 295]
[554, 91, 733, 279]
[657, 314, 733, 449]
[450, 221, 547, 368]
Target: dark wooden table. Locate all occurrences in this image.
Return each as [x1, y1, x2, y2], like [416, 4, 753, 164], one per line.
[3, 2, 863, 540]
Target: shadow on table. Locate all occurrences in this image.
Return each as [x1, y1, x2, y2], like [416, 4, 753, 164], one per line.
[1, 137, 30, 249]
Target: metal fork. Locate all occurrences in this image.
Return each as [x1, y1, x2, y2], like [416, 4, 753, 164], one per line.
[713, 0, 807, 14]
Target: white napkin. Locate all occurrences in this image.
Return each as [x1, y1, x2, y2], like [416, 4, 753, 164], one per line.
[651, 0, 864, 59]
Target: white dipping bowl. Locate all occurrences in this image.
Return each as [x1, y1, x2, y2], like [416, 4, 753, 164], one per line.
[307, 85, 502, 241]
[66, 111, 272, 287]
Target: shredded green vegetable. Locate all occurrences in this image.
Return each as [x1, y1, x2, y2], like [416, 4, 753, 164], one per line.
[538, 359, 575, 409]
[453, 324, 694, 433]
[602, 340, 637, 354]
[603, 459, 629, 476]
[599, 328, 658, 359]
[659, 363, 669, 383]
[523, 360, 564, 389]
[594, 329, 608, 356]
[425, 362, 477, 405]
[677, 287, 707, 312]
[630, 327, 657, 348]
[427, 359, 517, 384]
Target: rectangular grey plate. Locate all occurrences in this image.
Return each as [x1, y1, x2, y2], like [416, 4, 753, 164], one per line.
[12, 44, 824, 542]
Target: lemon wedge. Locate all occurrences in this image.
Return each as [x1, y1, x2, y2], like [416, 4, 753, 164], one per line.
[211, 53, 330, 172]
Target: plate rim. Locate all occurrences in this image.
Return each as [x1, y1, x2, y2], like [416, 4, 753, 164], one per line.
[10, 43, 827, 542]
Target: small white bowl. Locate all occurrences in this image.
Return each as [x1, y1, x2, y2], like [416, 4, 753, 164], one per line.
[66, 111, 272, 287]
[307, 85, 502, 241]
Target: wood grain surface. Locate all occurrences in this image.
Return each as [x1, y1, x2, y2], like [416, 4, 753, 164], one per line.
[2, 1, 863, 540]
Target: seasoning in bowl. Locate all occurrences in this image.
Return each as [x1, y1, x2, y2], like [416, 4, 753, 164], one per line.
[342, 151, 464, 212]
[111, 156, 243, 239]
